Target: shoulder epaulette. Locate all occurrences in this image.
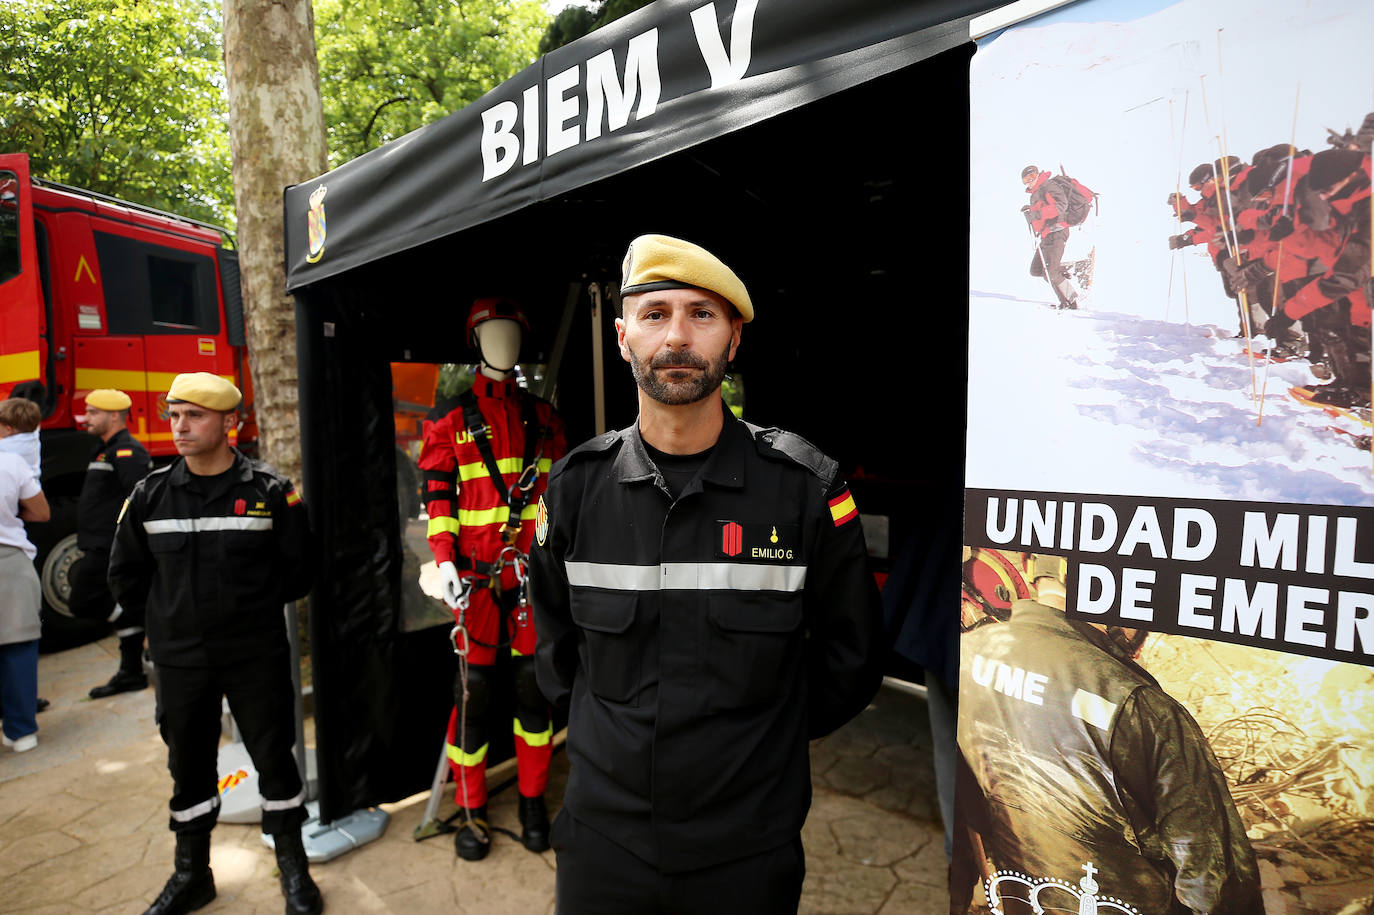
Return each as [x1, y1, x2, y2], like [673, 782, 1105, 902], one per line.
[134, 463, 174, 500]
[748, 424, 838, 484]
[248, 457, 284, 479]
[550, 428, 624, 478]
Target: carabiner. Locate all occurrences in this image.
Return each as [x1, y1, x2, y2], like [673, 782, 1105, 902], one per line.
[450, 623, 471, 657]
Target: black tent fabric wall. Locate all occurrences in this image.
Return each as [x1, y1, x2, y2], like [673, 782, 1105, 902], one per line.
[290, 0, 998, 823]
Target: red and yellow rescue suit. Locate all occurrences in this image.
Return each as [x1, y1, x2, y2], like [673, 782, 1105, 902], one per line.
[418, 373, 567, 809]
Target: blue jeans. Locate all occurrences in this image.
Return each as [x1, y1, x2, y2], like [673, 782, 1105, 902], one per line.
[0, 639, 39, 740]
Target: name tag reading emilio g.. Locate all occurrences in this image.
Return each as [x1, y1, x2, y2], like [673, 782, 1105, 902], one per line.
[715, 521, 802, 562]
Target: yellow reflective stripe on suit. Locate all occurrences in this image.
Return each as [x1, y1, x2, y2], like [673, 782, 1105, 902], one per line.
[513, 719, 553, 747]
[446, 741, 489, 767]
[427, 516, 461, 537]
[457, 457, 553, 482]
[456, 504, 539, 527]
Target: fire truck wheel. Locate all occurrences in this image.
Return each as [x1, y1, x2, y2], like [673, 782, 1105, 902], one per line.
[29, 497, 110, 653]
[39, 533, 80, 617]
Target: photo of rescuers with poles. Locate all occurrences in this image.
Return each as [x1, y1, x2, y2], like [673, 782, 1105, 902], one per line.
[953, 546, 1374, 915]
[1166, 118, 1374, 417]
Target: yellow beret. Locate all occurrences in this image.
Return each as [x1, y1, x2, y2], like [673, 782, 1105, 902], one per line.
[166, 373, 242, 411]
[85, 389, 132, 411]
[620, 234, 753, 322]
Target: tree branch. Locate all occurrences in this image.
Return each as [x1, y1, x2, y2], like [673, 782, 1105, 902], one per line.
[362, 95, 411, 149]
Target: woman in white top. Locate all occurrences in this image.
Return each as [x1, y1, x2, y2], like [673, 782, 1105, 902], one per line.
[0, 398, 51, 753]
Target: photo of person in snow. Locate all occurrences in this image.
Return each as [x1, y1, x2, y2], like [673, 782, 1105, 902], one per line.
[1022, 164, 1096, 309]
[967, 0, 1374, 506]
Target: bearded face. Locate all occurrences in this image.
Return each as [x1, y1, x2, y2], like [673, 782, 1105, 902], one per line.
[625, 338, 732, 405]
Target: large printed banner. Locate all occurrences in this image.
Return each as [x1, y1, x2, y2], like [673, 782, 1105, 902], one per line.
[957, 0, 1374, 912]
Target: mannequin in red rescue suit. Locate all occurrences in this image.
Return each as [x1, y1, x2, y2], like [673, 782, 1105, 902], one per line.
[418, 298, 567, 862]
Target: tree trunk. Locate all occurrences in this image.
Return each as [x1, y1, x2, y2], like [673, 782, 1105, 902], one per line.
[222, 0, 328, 486]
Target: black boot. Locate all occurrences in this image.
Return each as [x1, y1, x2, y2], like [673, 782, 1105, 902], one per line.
[144, 833, 215, 915]
[274, 829, 323, 914]
[454, 806, 490, 861]
[518, 795, 550, 853]
[89, 668, 148, 699]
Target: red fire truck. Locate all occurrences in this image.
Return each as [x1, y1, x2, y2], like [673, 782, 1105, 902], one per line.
[0, 153, 255, 649]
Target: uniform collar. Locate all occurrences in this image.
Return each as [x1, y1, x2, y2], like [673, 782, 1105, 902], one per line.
[471, 372, 519, 400]
[103, 427, 133, 449]
[613, 402, 747, 491]
[168, 447, 253, 487]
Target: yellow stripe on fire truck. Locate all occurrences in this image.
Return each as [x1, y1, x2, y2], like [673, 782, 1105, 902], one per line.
[0, 350, 41, 385]
[74, 368, 237, 393]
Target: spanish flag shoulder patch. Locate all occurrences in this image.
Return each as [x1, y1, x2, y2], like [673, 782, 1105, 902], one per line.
[285, 488, 302, 507]
[828, 487, 858, 527]
[115, 449, 133, 457]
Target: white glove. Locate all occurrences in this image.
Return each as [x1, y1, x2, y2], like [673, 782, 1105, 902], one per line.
[438, 561, 465, 610]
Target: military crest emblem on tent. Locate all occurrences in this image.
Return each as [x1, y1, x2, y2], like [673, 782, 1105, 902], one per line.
[306, 185, 328, 264]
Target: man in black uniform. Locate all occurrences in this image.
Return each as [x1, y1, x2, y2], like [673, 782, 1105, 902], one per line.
[108, 373, 322, 915]
[70, 388, 153, 698]
[530, 234, 884, 913]
[956, 555, 1262, 914]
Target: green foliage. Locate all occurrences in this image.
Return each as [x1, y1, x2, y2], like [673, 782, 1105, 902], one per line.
[721, 373, 744, 419]
[538, 5, 596, 56]
[538, 0, 656, 54]
[316, 0, 550, 167]
[0, 0, 234, 227]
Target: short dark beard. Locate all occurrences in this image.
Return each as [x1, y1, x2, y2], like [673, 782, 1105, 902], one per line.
[627, 341, 731, 406]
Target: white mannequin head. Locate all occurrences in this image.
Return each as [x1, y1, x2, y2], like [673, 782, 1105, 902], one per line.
[474, 317, 523, 380]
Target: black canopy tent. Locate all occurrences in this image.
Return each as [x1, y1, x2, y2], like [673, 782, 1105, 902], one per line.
[285, 0, 997, 822]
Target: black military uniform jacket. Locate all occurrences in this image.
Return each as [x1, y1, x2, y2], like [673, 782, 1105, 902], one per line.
[959, 600, 1262, 914]
[108, 449, 315, 668]
[530, 409, 883, 873]
[78, 427, 151, 551]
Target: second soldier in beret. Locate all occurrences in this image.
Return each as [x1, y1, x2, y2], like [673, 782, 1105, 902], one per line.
[529, 234, 884, 912]
[70, 388, 154, 699]
[109, 372, 324, 915]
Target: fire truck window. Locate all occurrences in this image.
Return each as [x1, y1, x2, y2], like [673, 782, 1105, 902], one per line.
[149, 255, 201, 327]
[94, 231, 220, 335]
[0, 171, 19, 286]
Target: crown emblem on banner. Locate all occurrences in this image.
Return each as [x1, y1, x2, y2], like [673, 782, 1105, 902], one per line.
[986, 861, 1142, 915]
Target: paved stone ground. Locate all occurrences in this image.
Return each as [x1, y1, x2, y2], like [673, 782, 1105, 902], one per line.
[1, 638, 949, 914]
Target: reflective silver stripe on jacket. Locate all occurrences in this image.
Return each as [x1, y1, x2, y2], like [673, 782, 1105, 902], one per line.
[261, 787, 306, 812]
[171, 794, 221, 822]
[143, 517, 274, 535]
[87, 462, 114, 472]
[564, 561, 807, 592]
[1070, 689, 1118, 731]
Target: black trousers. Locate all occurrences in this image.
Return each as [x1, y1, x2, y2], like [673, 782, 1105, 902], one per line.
[156, 650, 305, 835]
[68, 548, 115, 622]
[553, 811, 805, 915]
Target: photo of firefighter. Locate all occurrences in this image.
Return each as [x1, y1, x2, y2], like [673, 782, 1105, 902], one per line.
[953, 548, 1374, 914]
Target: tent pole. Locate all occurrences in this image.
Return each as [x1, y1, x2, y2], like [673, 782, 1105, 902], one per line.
[540, 282, 583, 407]
[590, 283, 607, 434]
